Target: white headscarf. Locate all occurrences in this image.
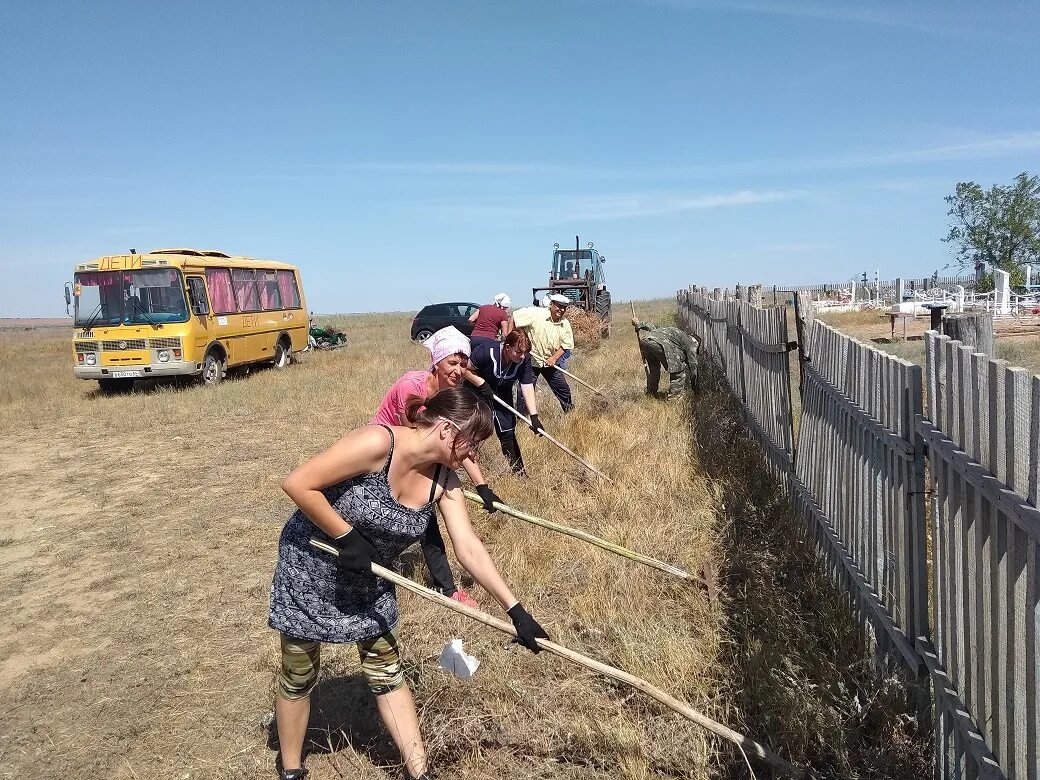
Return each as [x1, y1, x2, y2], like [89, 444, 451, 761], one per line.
[493, 292, 511, 308]
[423, 326, 471, 367]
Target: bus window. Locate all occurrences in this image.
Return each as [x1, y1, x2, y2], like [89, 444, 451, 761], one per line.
[259, 271, 282, 310]
[206, 268, 237, 314]
[231, 269, 260, 312]
[277, 270, 300, 308]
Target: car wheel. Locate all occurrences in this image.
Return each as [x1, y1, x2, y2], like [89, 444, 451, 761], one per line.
[273, 339, 290, 369]
[415, 328, 434, 342]
[202, 352, 225, 386]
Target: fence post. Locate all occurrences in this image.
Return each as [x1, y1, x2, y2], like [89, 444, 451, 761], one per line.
[793, 290, 814, 395]
[944, 312, 995, 358]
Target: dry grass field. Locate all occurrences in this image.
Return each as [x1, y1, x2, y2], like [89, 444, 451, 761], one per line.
[0, 301, 733, 780]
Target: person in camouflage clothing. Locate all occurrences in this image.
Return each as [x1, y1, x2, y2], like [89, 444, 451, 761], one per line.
[631, 318, 699, 399]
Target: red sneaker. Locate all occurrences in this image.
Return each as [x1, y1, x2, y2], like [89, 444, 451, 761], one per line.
[450, 589, 479, 609]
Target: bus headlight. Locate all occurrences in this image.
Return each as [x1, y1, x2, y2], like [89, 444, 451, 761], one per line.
[85, 353, 97, 366]
[157, 350, 170, 362]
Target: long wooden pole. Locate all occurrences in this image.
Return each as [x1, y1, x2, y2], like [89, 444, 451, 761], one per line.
[552, 365, 606, 396]
[307, 540, 811, 777]
[491, 395, 612, 482]
[631, 301, 650, 382]
[308, 539, 809, 778]
[461, 489, 704, 584]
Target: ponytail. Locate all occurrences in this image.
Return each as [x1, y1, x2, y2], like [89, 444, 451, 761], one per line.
[403, 386, 493, 457]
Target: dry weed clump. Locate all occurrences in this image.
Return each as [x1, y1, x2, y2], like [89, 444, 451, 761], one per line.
[564, 305, 604, 349]
[689, 363, 931, 779]
[0, 300, 733, 779]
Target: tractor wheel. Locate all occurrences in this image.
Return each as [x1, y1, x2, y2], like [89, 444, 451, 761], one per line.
[596, 290, 612, 338]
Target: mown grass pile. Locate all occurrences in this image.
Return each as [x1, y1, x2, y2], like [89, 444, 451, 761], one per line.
[563, 305, 605, 350]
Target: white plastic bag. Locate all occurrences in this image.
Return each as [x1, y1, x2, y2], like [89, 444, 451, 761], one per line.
[437, 638, 480, 680]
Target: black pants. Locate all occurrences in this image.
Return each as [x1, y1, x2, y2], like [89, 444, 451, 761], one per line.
[419, 516, 456, 595]
[517, 365, 573, 414]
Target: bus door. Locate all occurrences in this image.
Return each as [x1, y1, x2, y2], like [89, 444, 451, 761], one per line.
[185, 275, 221, 363]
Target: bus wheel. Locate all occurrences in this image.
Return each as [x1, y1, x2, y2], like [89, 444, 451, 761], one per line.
[273, 339, 291, 369]
[98, 378, 134, 395]
[202, 352, 225, 386]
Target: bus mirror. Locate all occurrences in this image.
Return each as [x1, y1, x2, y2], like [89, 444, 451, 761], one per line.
[64, 282, 73, 316]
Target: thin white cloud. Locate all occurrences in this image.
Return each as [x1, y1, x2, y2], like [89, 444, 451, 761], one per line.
[648, 0, 1017, 40]
[310, 130, 1040, 183]
[428, 188, 805, 225]
[846, 131, 1040, 166]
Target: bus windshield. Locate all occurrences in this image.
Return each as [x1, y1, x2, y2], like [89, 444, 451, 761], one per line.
[74, 268, 188, 327]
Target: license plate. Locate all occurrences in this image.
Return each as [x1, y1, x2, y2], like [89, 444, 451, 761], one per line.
[111, 370, 143, 378]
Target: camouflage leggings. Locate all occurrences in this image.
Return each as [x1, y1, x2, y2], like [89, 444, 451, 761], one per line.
[278, 630, 405, 699]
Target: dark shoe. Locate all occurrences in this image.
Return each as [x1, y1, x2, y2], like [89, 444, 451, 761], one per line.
[281, 769, 307, 780]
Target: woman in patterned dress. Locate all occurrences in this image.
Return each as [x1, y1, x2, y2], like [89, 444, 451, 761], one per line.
[269, 387, 548, 780]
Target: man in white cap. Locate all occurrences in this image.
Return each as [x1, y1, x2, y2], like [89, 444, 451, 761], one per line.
[511, 293, 575, 414]
[468, 293, 513, 349]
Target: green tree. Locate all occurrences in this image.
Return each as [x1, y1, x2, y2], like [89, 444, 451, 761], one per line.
[943, 172, 1040, 288]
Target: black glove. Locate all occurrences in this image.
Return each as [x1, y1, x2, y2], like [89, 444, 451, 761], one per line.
[507, 602, 549, 653]
[475, 381, 495, 403]
[528, 413, 545, 436]
[475, 483, 502, 513]
[329, 528, 378, 573]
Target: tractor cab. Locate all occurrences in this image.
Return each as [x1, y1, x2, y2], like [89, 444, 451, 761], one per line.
[551, 247, 605, 286]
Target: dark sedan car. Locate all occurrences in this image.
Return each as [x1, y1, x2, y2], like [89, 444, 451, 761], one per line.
[410, 301, 479, 341]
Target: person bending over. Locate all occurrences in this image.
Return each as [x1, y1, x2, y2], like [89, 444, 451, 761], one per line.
[511, 293, 575, 414]
[632, 318, 699, 399]
[372, 326, 502, 608]
[270, 387, 549, 780]
[467, 329, 545, 475]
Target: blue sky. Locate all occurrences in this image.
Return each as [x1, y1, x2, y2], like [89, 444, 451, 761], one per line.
[2, 1, 1039, 316]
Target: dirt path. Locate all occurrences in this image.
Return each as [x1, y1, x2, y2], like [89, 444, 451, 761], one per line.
[0, 411, 285, 779]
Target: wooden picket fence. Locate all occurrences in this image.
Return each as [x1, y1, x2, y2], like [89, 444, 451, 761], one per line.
[922, 332, 1040, 779]
[679, 287, 795, 479]
[676, 284, 1039, 780]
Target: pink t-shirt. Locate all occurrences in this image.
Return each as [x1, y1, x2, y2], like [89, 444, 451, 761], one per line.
[370, 370, 431, 426]
[470, 305, 509, 340]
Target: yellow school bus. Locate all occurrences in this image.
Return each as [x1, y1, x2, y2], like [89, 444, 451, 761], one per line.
[65, 248, 308, 393]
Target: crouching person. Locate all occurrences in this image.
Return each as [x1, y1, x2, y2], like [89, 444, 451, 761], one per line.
[268, 387, 549, 780]
[632, 318, 699, 399]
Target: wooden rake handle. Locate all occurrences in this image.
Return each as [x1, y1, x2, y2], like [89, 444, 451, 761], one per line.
[491, 395, 612, 482]
[307, 538, 811, 778]
[461, 489, 705, 585]
[552, 365, 606, 396]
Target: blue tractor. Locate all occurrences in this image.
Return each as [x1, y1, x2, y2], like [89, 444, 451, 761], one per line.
[532, 236, 612, 337]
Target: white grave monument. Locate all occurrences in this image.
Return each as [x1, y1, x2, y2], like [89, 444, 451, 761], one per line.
[993, 268, 1011, 314]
